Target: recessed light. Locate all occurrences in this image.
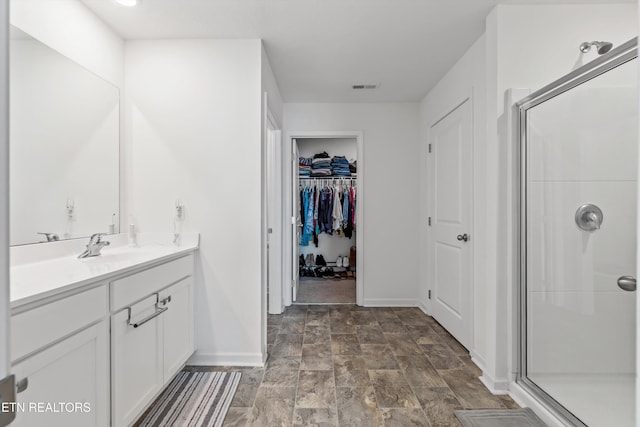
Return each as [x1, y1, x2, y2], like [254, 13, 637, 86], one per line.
[115, 0, 138, 7]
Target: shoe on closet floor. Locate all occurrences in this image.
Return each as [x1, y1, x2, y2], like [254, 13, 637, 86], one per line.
[336, 256, 343, 267]
[306, 253, 315, 266]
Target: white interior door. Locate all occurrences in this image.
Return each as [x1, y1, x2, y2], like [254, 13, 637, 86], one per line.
[430, 99, 473, 349]
[291, 139, 299, 302]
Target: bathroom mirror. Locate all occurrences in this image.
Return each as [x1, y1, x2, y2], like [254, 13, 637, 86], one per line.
[9, 25, 119, 246]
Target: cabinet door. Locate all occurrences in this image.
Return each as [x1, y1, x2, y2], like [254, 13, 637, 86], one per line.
[111, 294, 164, 427]
[11, 321, 109, 427]
[160, 277, 193, 380]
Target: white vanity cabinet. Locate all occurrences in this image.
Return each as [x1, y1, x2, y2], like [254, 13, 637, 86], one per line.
[10, 285, 110, 427]
[110, 254, 194, 427]
[10, 237, 198, 427]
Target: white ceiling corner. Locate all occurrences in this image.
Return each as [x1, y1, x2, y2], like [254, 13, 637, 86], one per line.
[81, 0, 636, 102]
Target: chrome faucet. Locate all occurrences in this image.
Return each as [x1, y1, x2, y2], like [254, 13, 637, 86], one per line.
[37, 232, 59, 242]
[78, 233, 110, 258]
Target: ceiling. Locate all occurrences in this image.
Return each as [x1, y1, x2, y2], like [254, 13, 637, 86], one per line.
[81, 0, 633, 102]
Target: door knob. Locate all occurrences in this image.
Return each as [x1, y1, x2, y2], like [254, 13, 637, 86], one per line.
[456, 234, 469, 242]
[617, 275, 636, 292]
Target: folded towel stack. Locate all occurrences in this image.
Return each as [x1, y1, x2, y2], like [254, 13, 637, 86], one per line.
[331, 156, 351, 177]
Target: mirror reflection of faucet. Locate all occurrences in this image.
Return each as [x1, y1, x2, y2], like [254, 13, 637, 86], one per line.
[575, 204, 603, 231]
[66, 199, 75, 220]
[78, 233, 111, 258]
[37, 232, 59, 242]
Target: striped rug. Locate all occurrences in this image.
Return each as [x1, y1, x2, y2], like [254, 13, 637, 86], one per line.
[136, 371, 242, 427]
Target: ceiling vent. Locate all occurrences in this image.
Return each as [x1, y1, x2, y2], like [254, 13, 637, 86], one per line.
[352, 84, 378, 90]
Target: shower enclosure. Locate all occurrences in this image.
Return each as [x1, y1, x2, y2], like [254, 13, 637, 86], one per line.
[517, 38, 637, 426]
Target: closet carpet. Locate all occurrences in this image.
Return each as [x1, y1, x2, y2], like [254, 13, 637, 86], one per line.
[296, 278, 356, 304]
[196, 305, 519, 427]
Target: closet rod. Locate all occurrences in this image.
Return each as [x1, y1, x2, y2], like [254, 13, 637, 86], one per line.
[299, 178, 356, 183]
[298, 179, 357, 188]
[299, 177, 356, 180]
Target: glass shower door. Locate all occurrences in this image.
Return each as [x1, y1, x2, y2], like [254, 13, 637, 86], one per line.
[520, 43, 637, 427]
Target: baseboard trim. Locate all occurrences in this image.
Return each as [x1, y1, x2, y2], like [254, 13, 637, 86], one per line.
[479, 372, 510, 395]
[469, 350, 486, 372]
[416, 299, 430, 315]
[187, 351, 266, 367]
[363, 298, 418, 307]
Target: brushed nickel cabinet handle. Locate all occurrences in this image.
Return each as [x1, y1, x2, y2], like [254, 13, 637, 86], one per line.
[126, 292, 169, 328]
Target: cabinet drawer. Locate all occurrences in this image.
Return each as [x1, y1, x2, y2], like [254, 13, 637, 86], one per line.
[110, 254, 193, 311]
[11, 285, 108, 362]
[111, 295, 164, 427]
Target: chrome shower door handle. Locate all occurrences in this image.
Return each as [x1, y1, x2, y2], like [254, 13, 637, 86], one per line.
[617, 275, 636, 292]
[457, 233, 469, 242]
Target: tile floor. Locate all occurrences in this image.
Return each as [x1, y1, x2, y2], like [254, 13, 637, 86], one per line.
[297, 278, 356, 304]
[194, 305, 519, 427]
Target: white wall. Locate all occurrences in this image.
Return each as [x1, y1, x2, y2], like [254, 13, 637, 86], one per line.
[284, 103, 420, 305]
[495, 4, 637, 118]
[419, 35, 487, 364]
[125, 39, 265, 365]
[10, 0, 124, 87]
[297, 138, 357, 263]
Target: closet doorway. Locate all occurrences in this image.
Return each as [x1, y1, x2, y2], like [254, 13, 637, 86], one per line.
[285, 132, 364, 306]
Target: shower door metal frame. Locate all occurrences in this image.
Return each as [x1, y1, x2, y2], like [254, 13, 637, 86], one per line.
[515, 37, 638, 427]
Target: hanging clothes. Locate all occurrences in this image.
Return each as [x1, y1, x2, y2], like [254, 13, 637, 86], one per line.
[300, 187, 310, 246]
[313, 185, 320, 247]
[298, 178, 357, 239]
[332, 185, 343, 233]
[342, 187, 349, 228]
[350, 186, 356, 228]
[319, 186, 334, 234]
[301, 186, 315, 246]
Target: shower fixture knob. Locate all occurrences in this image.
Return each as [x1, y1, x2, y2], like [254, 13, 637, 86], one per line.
[617, 276, 636, 292]
[575, 204, 603, 231]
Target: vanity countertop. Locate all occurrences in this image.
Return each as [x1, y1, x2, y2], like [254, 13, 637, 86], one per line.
[10, 232, 199, 309]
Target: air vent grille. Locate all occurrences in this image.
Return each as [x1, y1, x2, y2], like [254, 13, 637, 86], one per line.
[352, 84, 378, 90]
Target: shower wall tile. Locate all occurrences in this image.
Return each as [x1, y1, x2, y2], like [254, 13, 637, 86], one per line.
[527, 85, 637, 182]
[527, 181, 636, 293]
[527, 290, 635, 374]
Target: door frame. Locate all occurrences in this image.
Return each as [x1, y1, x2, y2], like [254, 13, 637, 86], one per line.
[0, 0, 10, 386]
[283, 131, 364, 306]
[427, 96, 475, 350]
[266, 111, 283, 315]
